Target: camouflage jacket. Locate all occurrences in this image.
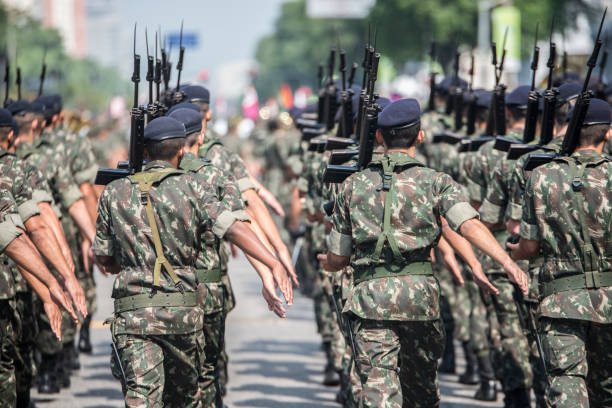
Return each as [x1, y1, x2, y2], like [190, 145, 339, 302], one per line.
[180, 151, 248, 314]
[329, 151, 478, 321]
[419, 111, 459, 178]
[52, 126, 99, 185]
[507, 136, 563, 221]
[0, 177, 22, 299]
[520, 149, 612, 323]
[93, 160, 243, 335]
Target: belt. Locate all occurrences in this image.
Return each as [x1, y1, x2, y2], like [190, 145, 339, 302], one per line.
[196, 268, 222, 284]
[114, 292, 198, 314]
[540, 271, 612, 298]
[354, 262, 433, 285]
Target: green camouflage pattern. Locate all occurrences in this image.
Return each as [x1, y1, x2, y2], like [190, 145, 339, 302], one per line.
[0, 300, 18, 408]
[521, 149, 612, 323]
[93, 160, 241, 335]
[13, 291, 37, 397]
[352, 318, 444, 408]
[540, 317, 612, 407]
[198, 134, 253, 194]
[330, 151, 478, 321]
[111, 331, 205, 408]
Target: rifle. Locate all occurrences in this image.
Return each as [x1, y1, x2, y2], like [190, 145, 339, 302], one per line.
[145, 28, 155, 121]
[452, 51, 464, 131]
[336, 43, 348, 138]
[427, 41, 437, 112]
[95, 24, 145, 185]
[38, 47, 47, 97]
[523, 23, 541, 144]
[466, 51, 477, 136]
[445, 46, 459, 115]
[596, 43, 608, 99]
[323, 46, 338, 130]
[348, 62, 358, 88]
[316, 62, 325, 124]
[3, 57, 9, 107]
[361, 24, 370, 89]
[524, 8, 607, 171]
[172, 21, 186, 105]
[161, 30, 170, 94]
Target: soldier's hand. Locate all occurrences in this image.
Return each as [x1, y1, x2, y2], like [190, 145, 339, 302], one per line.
[261, 274, 287, 318]
[502, 259, 529, 296]
[471, 263, 499, 296]
[271, 261, 294, 306]
[64, 276, 88, 318]
[442, 251, 464, 286]
[42, 300, 63, 341]
[49, 281, 79, 323]
[278, 248, 300, 288]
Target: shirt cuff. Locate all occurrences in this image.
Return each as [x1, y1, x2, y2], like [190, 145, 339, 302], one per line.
[445, 202, 479, 231]
[74, 164, 99, 185]
[236, 177, 256, 193]
[467, 180, 484, 203]
[32, 189, 53, 204]
[17, 199, 41, 223]
[479, 199, 504, 225]
[92, 236, 114, 257]
[232, 209, 250, 222]
[59, 185, 83, 210]
[328, 229, 352, 257]
[519, 221, 539, 241]
[213, 210, 239, 238]
[509, 202, 522, 221]
[0, 214, 25, 253]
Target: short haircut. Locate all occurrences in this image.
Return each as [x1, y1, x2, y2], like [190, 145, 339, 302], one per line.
[192, 101, 210, 116]
[475, 107, 489, 124]
[578, 123, 609, 147]
[144, 138, 185, 161]
[380, 122, 421, 149]
[555, 102, 570, 127]
[0, 126, 12, 142]
[507, 106, 527, 122]
[185, 131, 200, 148]
[13, 113, 35, 134]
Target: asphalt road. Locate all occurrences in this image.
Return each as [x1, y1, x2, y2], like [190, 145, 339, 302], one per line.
[31, 254, 504, 407]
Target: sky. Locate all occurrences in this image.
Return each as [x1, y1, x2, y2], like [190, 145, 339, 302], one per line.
[117, 0, 288, 99]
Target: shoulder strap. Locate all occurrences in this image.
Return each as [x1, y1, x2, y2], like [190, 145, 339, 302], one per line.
[568, 159, 598, 273]
[179, 157, 210, 173]
[199, 138, 223, 157]
[129, 168, 186, 294]
[372, 157, 403, 262]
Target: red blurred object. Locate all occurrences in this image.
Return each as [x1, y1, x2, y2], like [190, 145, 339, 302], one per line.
[198, 69, 210, 82]
[279, 83, 294, 109]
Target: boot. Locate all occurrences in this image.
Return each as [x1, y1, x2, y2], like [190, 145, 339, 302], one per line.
[322, 342, 340, 386]
[458, 341, 479, 384]
[438, 333, 456, 374]
[37, 354, 60, 394]
[78, 315, 93, 353]
[506, 388, 531, 408]
[54, 351, 70, 388]
[474, 354, 497, 401]
[68, 341, 81, 370]
[16, 391, 36, 408]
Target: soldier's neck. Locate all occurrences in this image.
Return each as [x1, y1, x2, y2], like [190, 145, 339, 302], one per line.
[185, 144, 200, 156]
[386, 147, 416, 157]
[575, 143, 605, 155]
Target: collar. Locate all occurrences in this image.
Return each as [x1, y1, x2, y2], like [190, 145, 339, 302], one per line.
[143, 160, 177, 171]
[370, 151, 424, 167]
[570, 149, 608, 165]
[182, 151, 198, 161]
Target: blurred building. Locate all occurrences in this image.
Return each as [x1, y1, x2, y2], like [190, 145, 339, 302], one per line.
[40, 0, 88, 57]
[84, 0, 122, 67]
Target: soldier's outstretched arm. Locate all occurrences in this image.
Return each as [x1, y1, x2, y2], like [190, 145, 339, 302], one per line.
[79, 182, 99, 223]
[67, 198, 96, 243]
[4, 233, 79, 322]
[242, 188, 299, 287]
[458, 218, 529, 295]
[441, 218, 499, 295]
[38, 201, 75, 273]
[436, 236, 465, 287]
[24, 213, 88, 317]
[249, 176, 285, 217]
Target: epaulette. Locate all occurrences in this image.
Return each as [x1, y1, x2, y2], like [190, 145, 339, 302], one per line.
[179, 157, 211, 173]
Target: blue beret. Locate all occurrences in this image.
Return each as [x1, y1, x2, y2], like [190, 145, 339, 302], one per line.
[304, 103, 317, 114]
[377, 98, 421, 130]
[463, 89, 492, 109]
[167, 102, 200, 115]
[0, 108, 13, 127]
[7, 99, 31, 115]
[144, 117, 186, 142]
[582, 98, 611, 126]
[506, 85, 532, 108]
[182, 85, 210, 104]
[29, 100, 45, 115]
[557, 82, 581, 104]
[436, 76, 468, 95]
[168, 108, 203, 135]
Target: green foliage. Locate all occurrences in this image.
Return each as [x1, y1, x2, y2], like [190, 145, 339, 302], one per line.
[0, 5, 127, 112]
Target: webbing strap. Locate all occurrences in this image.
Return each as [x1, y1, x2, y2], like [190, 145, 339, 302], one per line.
[568, 160, 598, 273]
[541, 271, 612, 298]
[130, 169, 185, 294]
[114, 292, 197, 314]
[354, 262, 433, 285]
[196, 268, 222, 284]
[372, 157, 402, 262]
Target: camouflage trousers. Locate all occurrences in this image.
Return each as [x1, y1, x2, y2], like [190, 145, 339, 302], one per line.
[111, 331, 205, 408]
[201, 310, 225, 408]
[0, 299, 18, 408]
[76, 269, 97, 317]
[486, 274, 533, 392]
[541, 318, 612, 408]
[14, 291, 37, 396]
[436, 260, 471, 343]
[313, 272, 336, 346]
[467, 279, 490, 356]
[35, 297, 76, 355]
[352, 318, 444, 408]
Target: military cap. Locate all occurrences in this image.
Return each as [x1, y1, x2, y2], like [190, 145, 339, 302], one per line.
[144, 117, 186, 142]
[168, 108, 203, 135]
[29, 100, 46, 115]
[505, 85, 532, 109]
[465, 89, 492, 109]
[0, 108, 13, 127]
[182, 85, 210, 103]
[557, 82, 582, 104]
[167, 102, 200, 115]
[567, 98, 611, 126]
[377, 98, 421, 130]
[7, 99, 30, 116]
[436, 76, 468, 95]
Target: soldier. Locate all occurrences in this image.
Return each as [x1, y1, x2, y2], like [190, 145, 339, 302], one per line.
[509, 98, 612, 407]
[319, 98, 528, 407]
[92, 116, 291, 407]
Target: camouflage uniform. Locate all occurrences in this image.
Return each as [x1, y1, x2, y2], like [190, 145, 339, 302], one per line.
[466, 130, 534, 394]
[521, 149, 612, 407]
[330, 151, 479, 407]
[198, 133, 256, 391]
[179, 151, 248, 407]
[93, 160, 243, 407]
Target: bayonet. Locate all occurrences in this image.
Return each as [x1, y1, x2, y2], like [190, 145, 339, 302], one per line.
[39, 47, 47, 97]
[176, 20, 185, 91]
